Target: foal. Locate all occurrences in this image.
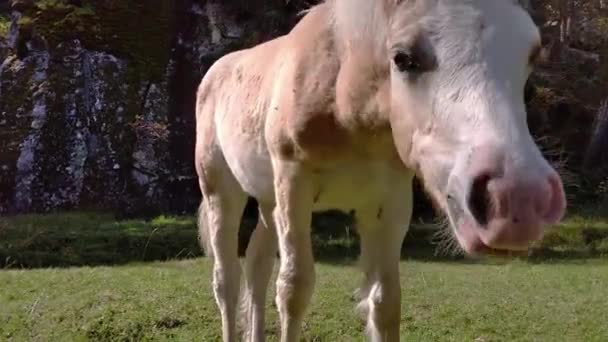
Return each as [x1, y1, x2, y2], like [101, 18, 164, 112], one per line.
[195, 1, 566, 341]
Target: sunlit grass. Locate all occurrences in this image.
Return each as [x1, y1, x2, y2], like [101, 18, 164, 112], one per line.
[1, 211, 607, 339]
[1, 258, 607, 341]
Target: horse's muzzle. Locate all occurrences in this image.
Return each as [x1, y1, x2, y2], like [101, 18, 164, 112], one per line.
[450, 145, 567, 255]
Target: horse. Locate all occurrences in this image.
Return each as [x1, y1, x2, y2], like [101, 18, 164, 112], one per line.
[194, 0, 567, 341]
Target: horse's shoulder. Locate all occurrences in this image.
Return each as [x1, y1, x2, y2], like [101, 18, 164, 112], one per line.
[247, 6, 339, 160]
[266, 3, 394, 163]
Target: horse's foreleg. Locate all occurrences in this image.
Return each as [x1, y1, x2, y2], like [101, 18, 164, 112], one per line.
[242, 203, 278, 342]
[356, 183, 413, 342]
[200, 180, 247, 342]
[272, 162, 315, 342]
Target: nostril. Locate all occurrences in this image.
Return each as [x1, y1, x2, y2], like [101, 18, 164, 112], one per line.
[468, 173, 493, 226]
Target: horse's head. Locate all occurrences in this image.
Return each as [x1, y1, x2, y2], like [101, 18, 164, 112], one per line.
[385, 0, 566, 256]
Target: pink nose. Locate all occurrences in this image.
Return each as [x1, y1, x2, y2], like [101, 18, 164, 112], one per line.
[466, 156, 567, 250]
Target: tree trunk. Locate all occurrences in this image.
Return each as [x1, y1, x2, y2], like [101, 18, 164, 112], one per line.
[583, 99, 608, 179]
[558, 0, 575, 45]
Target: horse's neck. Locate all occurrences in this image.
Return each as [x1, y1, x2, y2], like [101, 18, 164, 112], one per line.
[334, 50, 392, 135]
[287, 2, 392, 137]
[333, 51, 396, 159]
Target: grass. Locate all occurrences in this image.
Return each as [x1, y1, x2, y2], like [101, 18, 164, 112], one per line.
[0, 212, 203, 268]
[1, 258, 608, 341]
[1, 211, 608, 269]
[0, 211, 607, 340]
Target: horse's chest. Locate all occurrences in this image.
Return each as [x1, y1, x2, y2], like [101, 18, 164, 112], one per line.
[311, 162, 397, 212]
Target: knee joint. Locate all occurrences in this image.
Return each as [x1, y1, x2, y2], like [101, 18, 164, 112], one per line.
[368, 281, 400, 320]
[275, 270, 315, 313]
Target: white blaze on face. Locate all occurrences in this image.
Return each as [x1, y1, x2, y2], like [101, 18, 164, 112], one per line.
[431, 0, 547, 190]
[390, 0, 540, 188]
[388, 0, 566, 254]
[433, 0, 539, 137]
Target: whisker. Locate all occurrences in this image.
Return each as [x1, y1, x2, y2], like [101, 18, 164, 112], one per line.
[429, 215, 463, 257]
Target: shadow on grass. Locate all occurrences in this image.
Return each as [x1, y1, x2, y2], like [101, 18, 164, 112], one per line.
[1, 211, 607, 269]
[0, 212, 204, 269]
[312, 236, 608, 267]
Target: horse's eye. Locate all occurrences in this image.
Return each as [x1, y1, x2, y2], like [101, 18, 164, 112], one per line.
[393, 52, 422, 73]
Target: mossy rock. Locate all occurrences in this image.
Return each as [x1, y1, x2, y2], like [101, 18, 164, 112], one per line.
[18, 0, 174, 81]
[11, 0, 35, 12]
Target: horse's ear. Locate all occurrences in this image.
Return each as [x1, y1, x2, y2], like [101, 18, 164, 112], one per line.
[517, 0, 532, 11]
[516, 0, 544, 26]
[381, 0, 405, 16]
[383, 0, 405, 7]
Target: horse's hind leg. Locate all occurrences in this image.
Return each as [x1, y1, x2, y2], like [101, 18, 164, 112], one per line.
[197, 156, 247, 342]
[242, 203, 278, 342]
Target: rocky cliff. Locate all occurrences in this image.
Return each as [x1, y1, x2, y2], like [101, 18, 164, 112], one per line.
[0, 0, 606, 217]
[0, 0, 312, 216]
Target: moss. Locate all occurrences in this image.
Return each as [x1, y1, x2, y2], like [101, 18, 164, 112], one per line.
[0, 57, 37, 165]
[0, 57, 38, 211]
[0, 14, 10, 39]
[7, 1, 177, 208]
[20, 0, 175, 81]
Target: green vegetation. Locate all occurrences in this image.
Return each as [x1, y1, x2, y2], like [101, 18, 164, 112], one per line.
[0, 212, 607, 339]
[1, 258, 607, 341]
[16, 0, 174, 81]
[0, 14, 10, 39]
[0, 212, 200, 268]
[1, 212, 608, 268]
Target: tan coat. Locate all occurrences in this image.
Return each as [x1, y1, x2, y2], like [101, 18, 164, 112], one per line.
[194, 1, 566, 341]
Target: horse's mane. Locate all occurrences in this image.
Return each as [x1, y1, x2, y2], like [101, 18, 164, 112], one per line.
[323, 0, 531, 57]
[326, 0, 396, 59]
